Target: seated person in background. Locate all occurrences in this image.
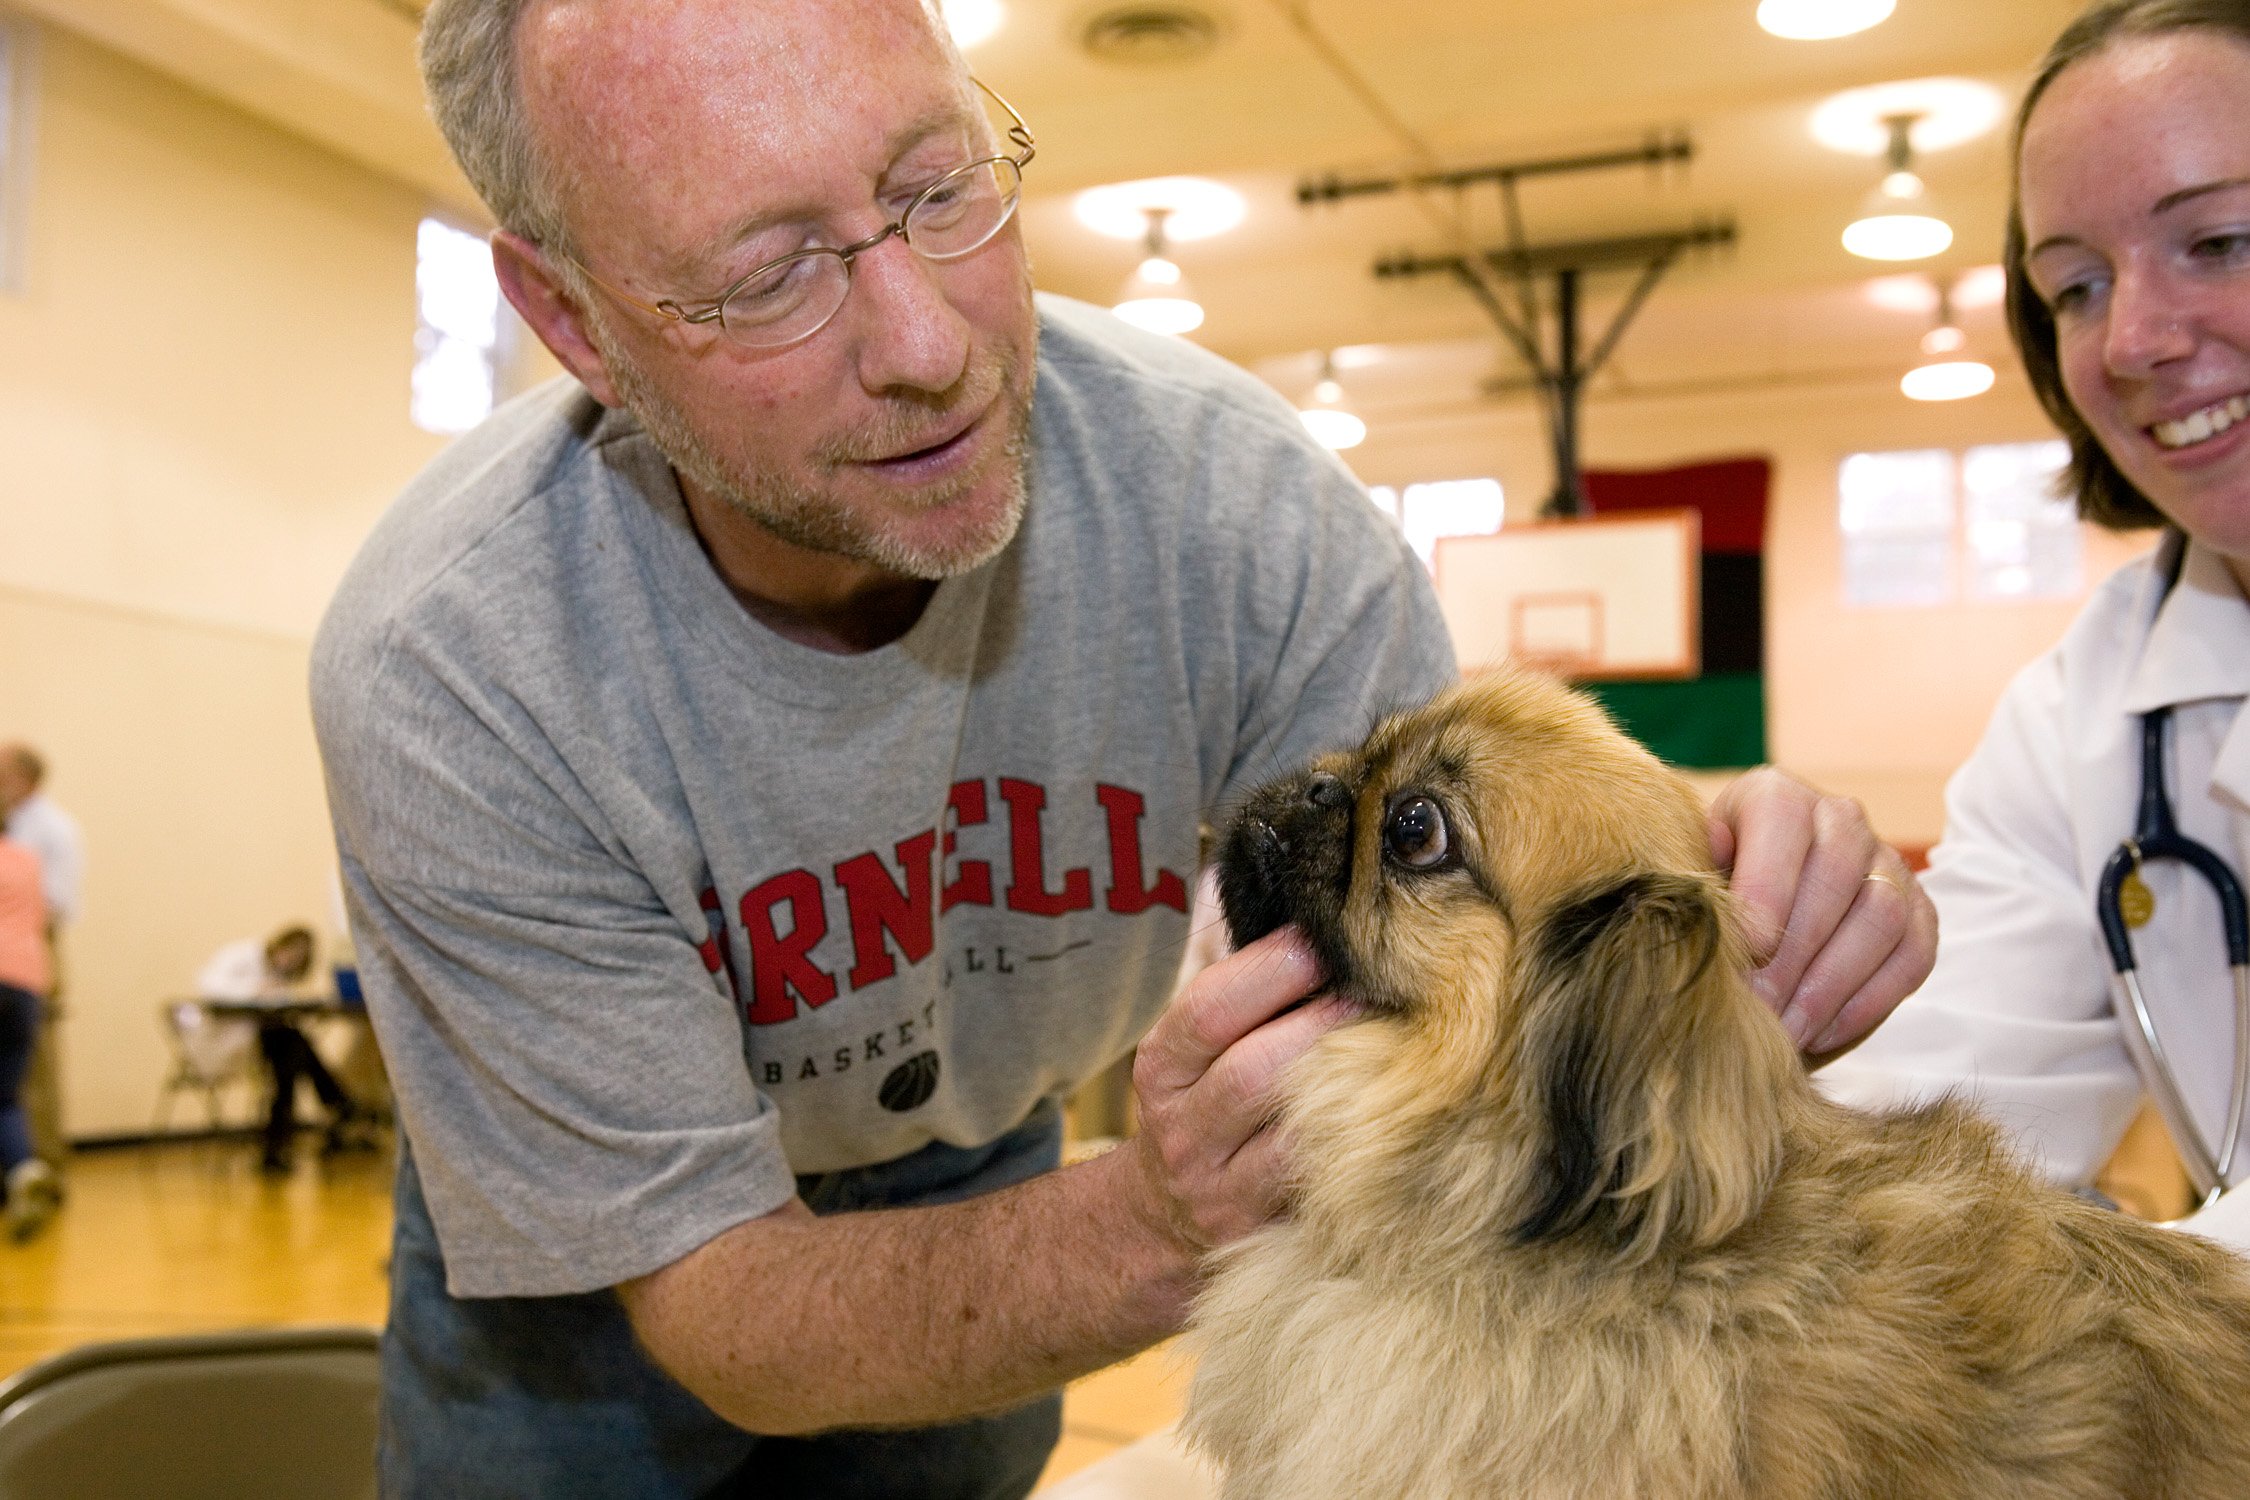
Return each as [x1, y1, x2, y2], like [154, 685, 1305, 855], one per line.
[198, 925, 362, 1174]
[0, 824, 57, 1240]
[1822, 0, 2250, 1246]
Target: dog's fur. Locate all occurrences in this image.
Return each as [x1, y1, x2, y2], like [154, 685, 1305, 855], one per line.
[1184, 671, 2250, 1500]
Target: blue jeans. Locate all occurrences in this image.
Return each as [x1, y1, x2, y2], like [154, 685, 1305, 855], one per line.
[0, 983, 37, 1174]
[379, 1103, 1066, 1499]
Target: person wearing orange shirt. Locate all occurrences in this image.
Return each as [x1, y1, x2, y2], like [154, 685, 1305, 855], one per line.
[0, 827, 57, 1242]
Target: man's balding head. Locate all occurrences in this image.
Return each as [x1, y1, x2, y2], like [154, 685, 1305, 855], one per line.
[420, 0, 963, 257]
[420, 0, 563, 246]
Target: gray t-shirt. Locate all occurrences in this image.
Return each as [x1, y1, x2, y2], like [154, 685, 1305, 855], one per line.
[313, 294, 1454, 1298]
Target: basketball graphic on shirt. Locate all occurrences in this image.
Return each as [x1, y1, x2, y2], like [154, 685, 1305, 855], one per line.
[879, 1051, 942, 1112]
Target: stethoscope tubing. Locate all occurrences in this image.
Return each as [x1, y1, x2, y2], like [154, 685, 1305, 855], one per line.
[2106, 967, 2250, 1204]
[2096, 705, 2250, 1207]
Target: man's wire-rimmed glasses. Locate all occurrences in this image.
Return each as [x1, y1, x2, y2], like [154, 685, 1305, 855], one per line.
[568, 79, 1035, 350]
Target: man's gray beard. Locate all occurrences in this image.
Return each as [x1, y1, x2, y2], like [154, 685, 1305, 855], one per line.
[599, 328, 1033, 581]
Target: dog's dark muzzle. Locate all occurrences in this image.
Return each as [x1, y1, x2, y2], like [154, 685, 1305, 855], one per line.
[1216, 770, 1357, 951]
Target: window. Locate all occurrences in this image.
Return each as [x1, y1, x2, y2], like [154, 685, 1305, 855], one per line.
[1838, 440, 2077, 606]
[413, 217, 504, 434]
[1367, 478, 1506, 568]
[0, 17, 30, 296]
[1962, 441, 2078, 600]
[1839, 449, 1954, 606]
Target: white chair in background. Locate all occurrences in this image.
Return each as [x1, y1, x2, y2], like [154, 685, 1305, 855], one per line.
[152, 1001, 256, 1133]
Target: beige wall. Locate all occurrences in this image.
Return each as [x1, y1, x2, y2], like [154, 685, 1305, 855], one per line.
[1349, 369, 2155, 849]
[0, 22, 451, 1138]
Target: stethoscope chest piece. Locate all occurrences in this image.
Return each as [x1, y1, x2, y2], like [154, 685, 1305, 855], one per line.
[2118, 869, 2156, 928]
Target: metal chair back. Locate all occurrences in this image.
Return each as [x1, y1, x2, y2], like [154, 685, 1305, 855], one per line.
[0, 1325, 381, 1500]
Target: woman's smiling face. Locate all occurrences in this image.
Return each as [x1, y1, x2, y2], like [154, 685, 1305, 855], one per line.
[2019, 30, 2250, 563]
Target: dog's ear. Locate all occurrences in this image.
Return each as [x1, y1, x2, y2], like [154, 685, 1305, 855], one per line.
[1509, 870, 1794, 1261]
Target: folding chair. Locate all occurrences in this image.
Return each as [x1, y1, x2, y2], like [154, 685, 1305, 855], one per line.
[152, 1001, 256, 1133]
[0, 1325, 381, 1500]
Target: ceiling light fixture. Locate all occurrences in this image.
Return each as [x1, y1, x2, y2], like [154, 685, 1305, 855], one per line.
[1298, 353, 1367, 450]
[1951, 262, 2008, 309]
[1863, 263, 2005, 314]
[1861, 272, 1942, 315]
[1842, 113, 1953, 261]
[1902, 361, 1996, 401]
[1756, 0, 1895, 40]
[941, 0, 1005, 48]
[1921, 323, 1967, 356]
[1112, 209, 1207, 336]
[1072, 177, 1247, 242]
[1809, 78, 2007, 157]
[1901, 281, 1994, 401]
[1079, 3, 1227, 65]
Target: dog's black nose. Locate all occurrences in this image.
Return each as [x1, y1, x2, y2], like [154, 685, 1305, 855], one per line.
[1247, 817, 1286, 863]
[1218, 812, 1296, 950]
[1305, 773, 1352, 811]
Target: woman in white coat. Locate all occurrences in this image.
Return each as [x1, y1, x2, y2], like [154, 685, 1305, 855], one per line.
[1821, 0, 2250, 1248]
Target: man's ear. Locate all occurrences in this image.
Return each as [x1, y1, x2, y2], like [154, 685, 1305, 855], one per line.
[491, 229, 625, 408]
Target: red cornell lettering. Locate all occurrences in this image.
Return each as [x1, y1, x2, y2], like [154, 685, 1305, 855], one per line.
[998, 778, 1094, 917]
[739, 870, 838, 1024]
[940, 779, 993, 913]
[697, 885, 742, 1001]
[1094, 785, 1188, 915]
[834, 830, 937, 990]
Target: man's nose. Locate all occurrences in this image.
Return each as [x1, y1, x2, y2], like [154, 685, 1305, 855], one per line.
[846, 235, 973, 396]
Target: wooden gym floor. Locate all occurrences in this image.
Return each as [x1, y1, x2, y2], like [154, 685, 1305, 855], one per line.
[0, 1139, 1187, 1488]
[0, 1141, 393, 1380]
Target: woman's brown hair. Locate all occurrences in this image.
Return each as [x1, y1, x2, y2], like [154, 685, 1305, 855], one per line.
[2004, 0, 2250, 530]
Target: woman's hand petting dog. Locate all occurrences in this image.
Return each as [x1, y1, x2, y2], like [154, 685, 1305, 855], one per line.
[1126, 930, 1352, 1256]
[1707, 766, 1936, 1060]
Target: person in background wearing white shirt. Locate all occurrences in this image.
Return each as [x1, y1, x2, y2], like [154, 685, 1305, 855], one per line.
[197, 925, 363, 1174]
[1822, 0, 2250, 1249]
[0, 745, 82, 932]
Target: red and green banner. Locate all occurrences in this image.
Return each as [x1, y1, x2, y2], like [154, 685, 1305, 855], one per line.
[1580, 457, 1769, 769]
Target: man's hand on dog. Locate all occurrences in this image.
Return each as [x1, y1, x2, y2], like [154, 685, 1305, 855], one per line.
[1706, 766, 1937, 1061]
[1129, 929, 1345, 1253]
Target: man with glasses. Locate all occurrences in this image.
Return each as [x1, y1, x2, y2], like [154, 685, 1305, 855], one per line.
[314, 0, 1933, 1494]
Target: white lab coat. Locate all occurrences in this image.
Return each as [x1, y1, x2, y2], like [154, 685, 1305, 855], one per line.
[1821, 533, 2250, 1251]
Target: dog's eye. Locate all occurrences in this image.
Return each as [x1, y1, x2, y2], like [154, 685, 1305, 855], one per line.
[1383, 795, 1450, 870]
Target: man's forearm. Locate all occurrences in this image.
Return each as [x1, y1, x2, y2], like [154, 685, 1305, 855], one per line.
[617, 1139, 1196, 1435]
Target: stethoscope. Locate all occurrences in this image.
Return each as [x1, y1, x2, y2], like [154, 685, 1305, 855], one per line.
[2095, 703, 2250, 1207]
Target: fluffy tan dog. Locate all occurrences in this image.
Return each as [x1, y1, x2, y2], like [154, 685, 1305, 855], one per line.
[1184, 671, 2250, 1500]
